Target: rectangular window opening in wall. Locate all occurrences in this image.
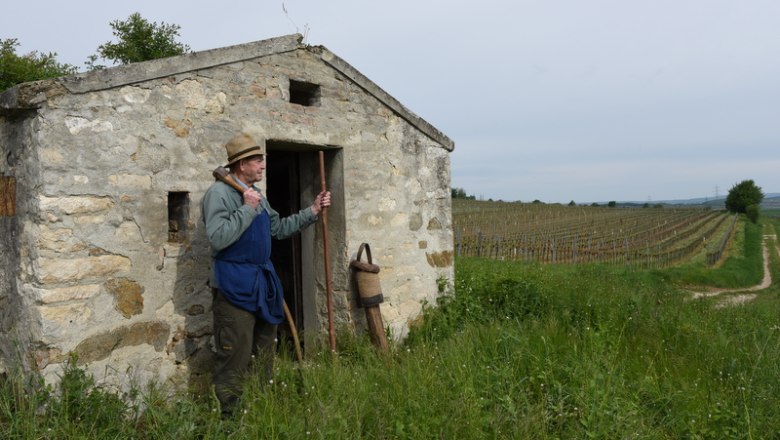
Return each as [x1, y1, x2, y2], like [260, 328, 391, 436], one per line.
[289, 80, 321, 107]
[168, 191, 189, 243]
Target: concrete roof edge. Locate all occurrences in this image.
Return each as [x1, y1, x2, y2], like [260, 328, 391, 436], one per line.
[0, 85, 22, 110]
[2, 34, 456, 154]
[0, 78, 66, 112]
[58, 34, 305, 94]
[315, 47, 455, 152]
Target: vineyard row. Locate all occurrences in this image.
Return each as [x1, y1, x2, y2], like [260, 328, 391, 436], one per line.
[453, 200, 737, 268]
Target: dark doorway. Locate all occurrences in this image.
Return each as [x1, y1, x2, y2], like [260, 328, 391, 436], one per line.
[265, 141, 344, 356]
[266, 149, 304, 355]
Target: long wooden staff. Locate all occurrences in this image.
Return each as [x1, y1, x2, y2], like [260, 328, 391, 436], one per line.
[319, 151, 336, 352]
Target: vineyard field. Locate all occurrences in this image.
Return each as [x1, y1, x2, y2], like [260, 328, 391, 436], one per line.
[452, 199, 737, 268]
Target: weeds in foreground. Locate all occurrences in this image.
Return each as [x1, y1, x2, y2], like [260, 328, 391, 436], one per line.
[2, 220, 779, 438]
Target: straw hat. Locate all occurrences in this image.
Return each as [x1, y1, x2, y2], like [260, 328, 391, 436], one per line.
[224, 133, 265, 166]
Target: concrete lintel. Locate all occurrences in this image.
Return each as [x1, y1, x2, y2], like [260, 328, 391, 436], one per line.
[315, 47, 455, 152]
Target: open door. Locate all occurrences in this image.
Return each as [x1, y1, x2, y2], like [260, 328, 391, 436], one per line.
[266, 141, 343, 356]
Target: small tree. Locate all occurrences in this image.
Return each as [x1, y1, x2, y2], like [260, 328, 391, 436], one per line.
[607, 201, 617, 208]
[87, 13, 190, 70]
[568, 200, 576, 206]
[0, 39, 77, 92]
[725, 179, 764, 214]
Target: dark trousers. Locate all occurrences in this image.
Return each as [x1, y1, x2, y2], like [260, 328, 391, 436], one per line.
[212, 289, 277, 412]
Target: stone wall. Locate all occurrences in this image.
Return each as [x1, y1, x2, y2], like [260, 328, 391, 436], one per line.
[0, 35, 453, 389]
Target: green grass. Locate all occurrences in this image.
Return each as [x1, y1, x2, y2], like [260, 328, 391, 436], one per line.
[2, 220, 779, 439]
[657, 216, 764, 288]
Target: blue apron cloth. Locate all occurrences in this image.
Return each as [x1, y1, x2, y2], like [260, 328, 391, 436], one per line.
[214, 209, 284, 324]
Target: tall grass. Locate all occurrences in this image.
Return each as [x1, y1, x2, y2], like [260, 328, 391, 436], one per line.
[2, 220, 778, 439]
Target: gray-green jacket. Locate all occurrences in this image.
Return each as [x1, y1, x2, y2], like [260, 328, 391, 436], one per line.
[201, 179, 318, 288]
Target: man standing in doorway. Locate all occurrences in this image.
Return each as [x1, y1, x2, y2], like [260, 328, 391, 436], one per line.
[202, 133, 331, 414]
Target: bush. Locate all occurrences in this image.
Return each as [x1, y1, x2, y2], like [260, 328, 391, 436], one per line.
[746, 204, 760, 223]
[0, 38, 77, 92]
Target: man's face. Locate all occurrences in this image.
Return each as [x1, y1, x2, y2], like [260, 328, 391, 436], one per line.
[240, 155, 266, 184]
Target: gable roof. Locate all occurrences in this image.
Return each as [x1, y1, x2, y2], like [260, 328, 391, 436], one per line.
[0, 34, 454, 151]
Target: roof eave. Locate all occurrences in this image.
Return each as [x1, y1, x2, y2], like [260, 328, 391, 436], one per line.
[315, 47, 454, 152]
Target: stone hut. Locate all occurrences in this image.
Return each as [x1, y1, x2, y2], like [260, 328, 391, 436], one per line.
[0, 34, 454, 389]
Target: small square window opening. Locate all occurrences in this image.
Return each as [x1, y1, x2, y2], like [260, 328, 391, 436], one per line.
[289, 80, 321, 107]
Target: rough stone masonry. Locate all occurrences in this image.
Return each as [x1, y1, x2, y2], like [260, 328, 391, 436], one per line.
[0, 34, 454, 392]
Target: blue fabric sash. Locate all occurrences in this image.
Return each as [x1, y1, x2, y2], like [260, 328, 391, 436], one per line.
[214, 209, 284, 324]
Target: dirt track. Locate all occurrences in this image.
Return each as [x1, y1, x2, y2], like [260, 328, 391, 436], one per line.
[690, 232, 777, 307]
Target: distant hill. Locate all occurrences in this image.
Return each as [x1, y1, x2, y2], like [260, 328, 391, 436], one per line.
[592, 193, 780, 208]
[626, 193, 780, 208]
[762, 194, 780, 209]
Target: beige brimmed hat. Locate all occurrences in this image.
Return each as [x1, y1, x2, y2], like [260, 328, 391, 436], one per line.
[224, 133, 265, 166]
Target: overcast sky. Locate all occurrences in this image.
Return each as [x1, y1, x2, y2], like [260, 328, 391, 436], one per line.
[4, 0, 779, 203]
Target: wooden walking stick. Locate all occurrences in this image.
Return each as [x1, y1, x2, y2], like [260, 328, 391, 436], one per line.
[319, 151, 336, 352]
[211, 166, 304, 363]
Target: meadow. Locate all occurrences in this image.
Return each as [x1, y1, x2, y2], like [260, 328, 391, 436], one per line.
[1, 208, 778, 439]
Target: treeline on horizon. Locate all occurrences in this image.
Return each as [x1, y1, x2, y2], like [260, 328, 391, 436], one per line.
[452, 179, 769, 216]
